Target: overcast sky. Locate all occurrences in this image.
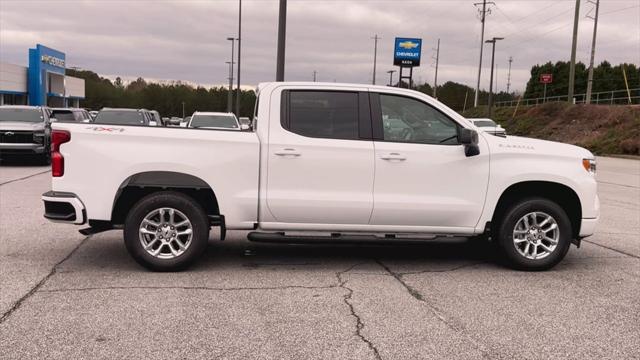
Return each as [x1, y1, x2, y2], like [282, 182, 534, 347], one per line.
[1, 0, 638, 92]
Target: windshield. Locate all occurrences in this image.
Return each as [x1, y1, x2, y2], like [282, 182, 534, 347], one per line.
[94, 111, 146, 125]
[190, 115, 238, 129]
[473, 120, 496, 127]
[51, 110, 77, 122]
[0, 108, 42, 122]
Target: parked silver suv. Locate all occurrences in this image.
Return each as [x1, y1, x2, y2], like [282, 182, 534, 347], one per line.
[0, 105, 51, 164]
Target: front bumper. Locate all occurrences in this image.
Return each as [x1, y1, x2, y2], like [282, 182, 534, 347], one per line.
[0, 143, 46, 154]
[42, 191, 86, 225]
[579, 217, 599, 237]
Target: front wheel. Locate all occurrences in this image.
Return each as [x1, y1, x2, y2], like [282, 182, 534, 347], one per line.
[124, 191, 209, 271]
[495, 198, 572, 271]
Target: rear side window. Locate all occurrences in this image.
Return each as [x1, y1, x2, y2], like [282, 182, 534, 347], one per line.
[282, 91, 359, 140]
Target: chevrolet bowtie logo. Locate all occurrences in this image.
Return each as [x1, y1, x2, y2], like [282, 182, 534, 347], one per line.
[398, 41, 419, 49]
[4, 132, 14, 136]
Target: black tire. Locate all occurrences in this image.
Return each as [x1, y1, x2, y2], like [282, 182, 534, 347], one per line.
[124, 191, 209, 271]
[494, 198, 572, 271]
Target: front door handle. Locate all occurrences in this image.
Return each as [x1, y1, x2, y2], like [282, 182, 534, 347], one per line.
[380, 152, 406, 161]
[274, 148, 301, 157]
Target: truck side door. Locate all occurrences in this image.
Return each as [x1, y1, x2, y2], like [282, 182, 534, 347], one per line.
[369, 92, 490, 230]
[265, 87, 374, 225]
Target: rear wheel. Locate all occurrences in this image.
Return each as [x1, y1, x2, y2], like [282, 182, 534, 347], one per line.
[124, 191, 209, 271]
[495, 198, 572, 271]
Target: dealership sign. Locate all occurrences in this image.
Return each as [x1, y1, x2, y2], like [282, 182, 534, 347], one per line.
[41, 54, 65, 68]
[394, 37, 422, 67]
[539, 74, 553, 84]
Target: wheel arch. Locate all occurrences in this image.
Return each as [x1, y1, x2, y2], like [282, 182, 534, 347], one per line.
[491, 181, 582, 238]
[111, 171, 219, 225]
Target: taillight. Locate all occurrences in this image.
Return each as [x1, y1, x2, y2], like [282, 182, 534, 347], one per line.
[51, 130, 70, 177]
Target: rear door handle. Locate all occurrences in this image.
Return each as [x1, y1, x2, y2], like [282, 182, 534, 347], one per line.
[274, 148, 301, 157]
[380, 152, 406, 161]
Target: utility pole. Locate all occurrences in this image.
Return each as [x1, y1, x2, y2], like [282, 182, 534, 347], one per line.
[182, 101, 185, 119]
[506, 56, 513, 93]
[276, 0, 287, 81]
[433, 38, 440, 99]
[474, 0, 495, 107]
[585, 0, 600, 104]
[387, 70, 396, 86]
[495, 63, 498, 93]
[371, 34, 380, 85]
[235, 0, 242, 116]
[226, 37, 236, 112]
[568, 0, 580, 104]
[313, 70, 317, 82]
[486, 37, 504, 118]
[226, 61, 234, 112]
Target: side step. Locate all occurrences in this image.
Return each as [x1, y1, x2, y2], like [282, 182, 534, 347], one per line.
[247, 232, 436, 245]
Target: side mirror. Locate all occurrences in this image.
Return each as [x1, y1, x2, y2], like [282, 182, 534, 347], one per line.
[240, 124, 250, 131]
[458, 128, 478, 145]
[458, 128, 480, 157]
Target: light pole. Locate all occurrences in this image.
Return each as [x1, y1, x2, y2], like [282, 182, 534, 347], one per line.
[371, 34, 380, 85]
[387, 70, 396, 86]
[485, 37, 504, 118]
[235, 0, 242, 116]
[276, 0, 287, 81]
[226, 61, 234, 112]
[182, 101, 185, 119]
[226, 37, 236, 113]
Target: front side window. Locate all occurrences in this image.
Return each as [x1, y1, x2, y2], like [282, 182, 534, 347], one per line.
[379, 94, 459, 145]
[284, 91, 359, 140]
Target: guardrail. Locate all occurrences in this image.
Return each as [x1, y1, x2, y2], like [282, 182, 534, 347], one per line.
[495, 88, 640, 107]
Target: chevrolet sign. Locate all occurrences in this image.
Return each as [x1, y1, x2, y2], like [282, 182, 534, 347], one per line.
[394, 37, 422, 67]
[41, 55, 65, 68]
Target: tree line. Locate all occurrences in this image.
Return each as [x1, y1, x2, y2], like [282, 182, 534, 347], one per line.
[68, 60, 638, 116]
[67, 69, 256, 118]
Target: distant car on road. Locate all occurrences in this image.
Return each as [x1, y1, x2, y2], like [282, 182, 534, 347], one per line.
[51, 108, 93, 123]
[188, 112, 244, 130]
[94, 108, 155, 126]
[468, 118, 506, 136]
[148, 110, 163, 126]
[0, 105, 51, 164]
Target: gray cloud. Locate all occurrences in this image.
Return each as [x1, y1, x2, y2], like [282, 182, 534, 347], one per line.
[1, 0, 638, 92]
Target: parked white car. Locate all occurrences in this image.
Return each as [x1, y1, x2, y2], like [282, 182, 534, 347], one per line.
[42, 82, 598, 272]
[468, 118, 506, 136]
[188, 112, 245, 130]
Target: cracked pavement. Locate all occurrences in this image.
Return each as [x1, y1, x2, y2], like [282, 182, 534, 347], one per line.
[0, 156, 638, 359]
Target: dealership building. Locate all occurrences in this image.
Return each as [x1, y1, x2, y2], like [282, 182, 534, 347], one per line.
[0, 44, 85, 107]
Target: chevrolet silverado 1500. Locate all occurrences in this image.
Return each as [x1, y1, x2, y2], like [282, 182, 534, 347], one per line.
[42, 82, 599, 271]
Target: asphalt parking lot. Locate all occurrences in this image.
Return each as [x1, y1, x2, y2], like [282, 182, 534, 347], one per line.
[0, 157, 638, 359]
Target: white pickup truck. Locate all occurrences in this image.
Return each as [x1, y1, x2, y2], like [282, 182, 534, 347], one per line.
[42, 82, 599, 271]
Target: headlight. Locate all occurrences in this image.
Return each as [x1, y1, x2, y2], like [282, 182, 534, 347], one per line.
[582, 158, 596, 173]
[33, 133, 46, 144]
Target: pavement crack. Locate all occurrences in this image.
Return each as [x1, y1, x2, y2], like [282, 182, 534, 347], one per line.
[397, 261, 486, 276]
[375, 259, 496, 359]
[38, 284, 338, 293]
[335, 263, 382, 360]
[582, 239, 640, 259]
[0, 235, 91, 325]
[0, 170, 51, 186]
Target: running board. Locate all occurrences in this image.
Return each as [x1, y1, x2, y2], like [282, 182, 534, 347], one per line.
[247, 232, 439, 245]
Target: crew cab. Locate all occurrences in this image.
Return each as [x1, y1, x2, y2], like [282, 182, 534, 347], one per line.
[42, 82, 599, 271]
[0, 105, 52, 164]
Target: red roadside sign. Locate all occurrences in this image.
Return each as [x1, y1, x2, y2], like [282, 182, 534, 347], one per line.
[539, 74, 553, 84]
